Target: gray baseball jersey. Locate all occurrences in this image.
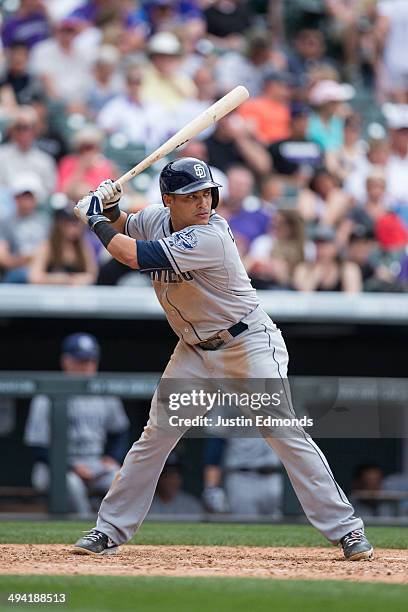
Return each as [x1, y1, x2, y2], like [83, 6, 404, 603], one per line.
[93, 205, 365, 547]
[24, 395, 129, 460]
[126, 206, 259, 343]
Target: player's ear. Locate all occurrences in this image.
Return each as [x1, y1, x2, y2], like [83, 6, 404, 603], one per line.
[162, 194, 173, 208]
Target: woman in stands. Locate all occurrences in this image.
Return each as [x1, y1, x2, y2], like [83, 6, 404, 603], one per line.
[28, 204, 97, 286]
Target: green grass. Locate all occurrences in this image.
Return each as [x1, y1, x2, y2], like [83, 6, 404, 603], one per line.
[0, 521, 407, 549]
[0, 576, 407, 612]
[0, 522, 407, 611]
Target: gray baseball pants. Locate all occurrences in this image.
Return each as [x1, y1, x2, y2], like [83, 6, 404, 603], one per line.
[96, 309, 363, 544]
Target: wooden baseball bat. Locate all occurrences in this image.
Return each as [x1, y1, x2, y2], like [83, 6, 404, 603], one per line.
[115, 85, 249, 189]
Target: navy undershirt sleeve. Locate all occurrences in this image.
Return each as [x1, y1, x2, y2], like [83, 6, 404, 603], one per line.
[136, 240, 172, 271]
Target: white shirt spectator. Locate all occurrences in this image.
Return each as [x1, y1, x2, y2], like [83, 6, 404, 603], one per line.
[345, 153, 408, 206]
[29, 36, 95, 105]
[387, 152, 408, 204]
[97, 96, 169, 150]
[378, 1, 408, 84]
[0, 142, 56, 201]
[214, 51, 267, 97]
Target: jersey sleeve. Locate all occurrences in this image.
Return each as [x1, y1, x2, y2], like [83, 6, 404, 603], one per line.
[124, 210, 148, 240]
[158, 226, 224, 273]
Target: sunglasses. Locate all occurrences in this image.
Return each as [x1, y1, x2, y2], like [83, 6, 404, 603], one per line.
[78, 143, 98, 152]
[14, 123, 34, 131]
[59, 26, 77, 33]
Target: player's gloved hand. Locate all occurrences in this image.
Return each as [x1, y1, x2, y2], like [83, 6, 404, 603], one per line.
[74, 192, 103, 224]
[94, 179, 122, 210]
[202, 486, 230, 513]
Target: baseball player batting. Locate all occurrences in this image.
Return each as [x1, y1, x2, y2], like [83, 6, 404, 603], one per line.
[73, 158, 373, 561]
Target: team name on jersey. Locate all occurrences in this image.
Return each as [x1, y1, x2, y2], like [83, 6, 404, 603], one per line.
[150, 270, 194, 283]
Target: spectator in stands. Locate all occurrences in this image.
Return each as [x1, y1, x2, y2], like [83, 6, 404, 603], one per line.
[29, 16, 95, 111]
[202, 438, 283, 517]
[258, 174, 284, 209]
[172, 66, 217, 136]
[375, 0, 408, 102]
[238, 71, 292, 145]
[31, 94, 69, 162]
[268, 102, 323, 186]
[0, 173, 49, 283]
[307, 79, 355, 152]
[323, 0, 362, 79]
[86, 45, 124, 118]
[287, 27, 335, 86]
[68, 0, 147, 54]
[97, 63, 168, 150]
[219, 165, 271, 252]
[297, 167, 352, 229]
[0, 106, 56, 201]
[204, 0, 254, 51]
[140, 0, 204, 37]
[1, 0, 50, 50]
[382, 104, 408, 211]
[0, 43, 42, 113]
[141, 32, 197, 112]
[56, 125, 117, 201]
[204, 113, 271, 176]
[68, 0, 123, 24]
[246, 210, 305, 290]
[346, 224, 380, 291]
[214, 29, 287, 96]
[345, 136, 390, 205]
[28, 204, 97, 286]
[149, 451, 203, 515]
[24, 333, 129, 516]
[293, 225, 362, 292]
[364, 168, 389, 221]
[326, 113, 365, 184]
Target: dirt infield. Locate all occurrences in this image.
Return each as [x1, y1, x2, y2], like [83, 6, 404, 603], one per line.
[0, 545, 407, 583]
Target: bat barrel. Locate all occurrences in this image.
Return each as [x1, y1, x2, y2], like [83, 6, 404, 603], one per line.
[116, 85, 249, 188]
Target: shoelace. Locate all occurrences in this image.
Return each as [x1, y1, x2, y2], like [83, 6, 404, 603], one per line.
[81, 530, 105, 543]
[343, 529, 364, 546]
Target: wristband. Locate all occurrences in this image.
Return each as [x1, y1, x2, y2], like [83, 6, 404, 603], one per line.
[104, 204, 121, 222]
[88, 215, 118, 248]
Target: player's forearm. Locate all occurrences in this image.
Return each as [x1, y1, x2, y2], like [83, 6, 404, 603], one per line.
[106, 234, 139, 269]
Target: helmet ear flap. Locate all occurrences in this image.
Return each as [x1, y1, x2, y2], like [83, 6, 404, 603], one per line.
[211, 187, 219, 209]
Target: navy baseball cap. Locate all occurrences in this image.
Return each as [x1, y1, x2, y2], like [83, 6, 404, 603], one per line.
[61, 333, 100, 361]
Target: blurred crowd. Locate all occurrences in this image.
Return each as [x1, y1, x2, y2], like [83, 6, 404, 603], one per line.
[1, 0, 408, 292]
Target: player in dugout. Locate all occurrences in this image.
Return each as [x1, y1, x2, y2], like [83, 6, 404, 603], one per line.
[72, 158, 373, 561]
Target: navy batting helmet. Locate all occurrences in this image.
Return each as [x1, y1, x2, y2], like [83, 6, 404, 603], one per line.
[159, 157, 221, 208]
